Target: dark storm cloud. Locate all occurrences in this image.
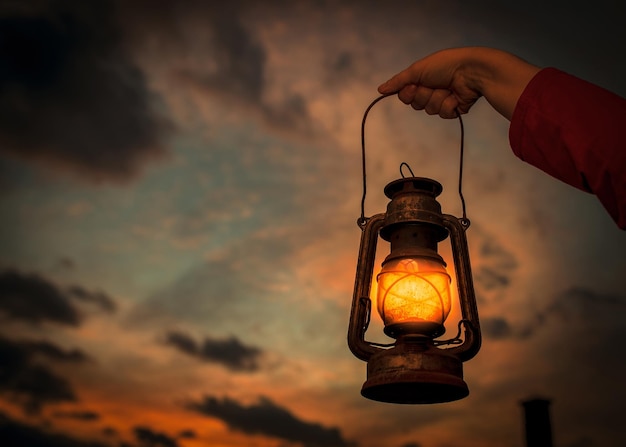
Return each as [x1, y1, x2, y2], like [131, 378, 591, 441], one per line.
[134, 426, 179, 447]
[188, 395, 353, 447]
[164, 330, 262, 372]
[332, 51, 354, 74]
[53, 410, 100, 421]
[260, 92, 313, 133]
[24, 339, 90, 362]
[547, 287, 625, 321]
[472, 233, 518, 302]
[177, 429, 195, 439]
[0, 267, 117, 325]
[481, 317, 513, 340]
[119, 0, 314, 135]
[483, 287, 626, 341]
[121, 0, 265, 97]
[0, 268, 81, 326]
[0, 0, 172, 182]
[121, 0, 265, 96]
[102, 426, 117, 437]
[474, 266, 510, 290]
[0, 414, 187, 447]
[521, 286, 626, 338]
[0, 411, 110, 447]
[0, 335, 86, 413]
[67, 285, 116, 313]
[58, 257, 75, 270]
[202, 2, 265, 101]
[178, 6, 313, 135]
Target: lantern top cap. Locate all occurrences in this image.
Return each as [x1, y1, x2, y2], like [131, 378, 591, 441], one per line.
[384, 177, 443, 199]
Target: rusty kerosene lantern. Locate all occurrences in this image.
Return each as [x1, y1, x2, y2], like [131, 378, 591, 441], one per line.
[347, 95, 481, 404]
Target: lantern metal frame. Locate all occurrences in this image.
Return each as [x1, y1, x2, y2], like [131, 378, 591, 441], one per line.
[347, 95, 481, 405]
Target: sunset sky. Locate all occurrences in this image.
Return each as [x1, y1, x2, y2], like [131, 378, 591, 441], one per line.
[1, 1, 626, 447]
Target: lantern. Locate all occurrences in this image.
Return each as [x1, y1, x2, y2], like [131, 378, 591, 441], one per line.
[347, 175, 481, 404]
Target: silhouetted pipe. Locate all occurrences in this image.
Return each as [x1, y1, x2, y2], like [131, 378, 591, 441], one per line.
[521, 398, 553, 447]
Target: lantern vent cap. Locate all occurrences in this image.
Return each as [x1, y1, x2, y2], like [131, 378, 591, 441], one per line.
[384, 177, 443, 200]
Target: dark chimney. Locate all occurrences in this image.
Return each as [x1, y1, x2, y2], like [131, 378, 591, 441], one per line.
[521, 398, 553, 447]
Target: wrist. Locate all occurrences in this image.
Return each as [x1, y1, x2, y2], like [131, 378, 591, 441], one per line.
[461, 48, 540, 120]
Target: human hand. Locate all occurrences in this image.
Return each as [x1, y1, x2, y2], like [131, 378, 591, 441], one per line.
[377, 47, 540, 120]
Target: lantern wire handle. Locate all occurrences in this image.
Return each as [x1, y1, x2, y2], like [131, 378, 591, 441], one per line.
[456, 111, 470, 229]
[358, 94, 470, 229]
[358, 93, 393, 228]
[399, 162, 415, 178]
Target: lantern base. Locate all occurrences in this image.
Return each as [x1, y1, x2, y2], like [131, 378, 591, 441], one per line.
[361, 340, 468, 404]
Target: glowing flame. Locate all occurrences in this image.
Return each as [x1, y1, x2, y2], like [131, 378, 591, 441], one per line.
[376, 257, 451, 335]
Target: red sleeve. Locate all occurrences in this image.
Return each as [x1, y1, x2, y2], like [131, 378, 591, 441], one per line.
[509, 67, 626, 229]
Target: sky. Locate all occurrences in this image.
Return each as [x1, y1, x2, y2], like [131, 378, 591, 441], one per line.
[1, 1, 626, 447]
